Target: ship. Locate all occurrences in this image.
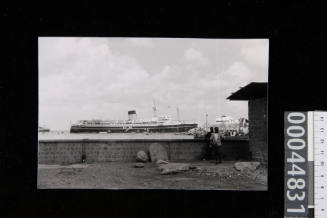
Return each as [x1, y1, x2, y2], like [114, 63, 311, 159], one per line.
[211, 115, 249, 135]
[70, 104, 198, 133]
[38, 126, 50, 132]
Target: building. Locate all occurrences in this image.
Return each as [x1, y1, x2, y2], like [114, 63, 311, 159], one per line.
[227, 82, 268, 164]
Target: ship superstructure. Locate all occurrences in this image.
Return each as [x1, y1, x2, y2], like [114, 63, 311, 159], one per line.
[211, 115, 249, 134]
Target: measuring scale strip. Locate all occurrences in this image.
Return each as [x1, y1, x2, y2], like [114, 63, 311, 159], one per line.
[312, 112, 327, 218]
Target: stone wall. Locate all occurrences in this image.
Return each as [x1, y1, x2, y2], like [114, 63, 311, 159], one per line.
[38, 137, 250, 164]
[248, 97, 268, 164]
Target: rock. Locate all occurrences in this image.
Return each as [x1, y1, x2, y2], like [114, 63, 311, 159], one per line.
[149, 143, 168, 162]
[133, 163, 145, 168]
[136, 150, 149, 163]
[158, 163, 190, 175]
[234, 162, 260, 171]
[156, 160, 169, 165]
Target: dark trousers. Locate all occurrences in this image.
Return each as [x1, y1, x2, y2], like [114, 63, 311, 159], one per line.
[213, 146, 222, 164]
[202, 143, 212, 160]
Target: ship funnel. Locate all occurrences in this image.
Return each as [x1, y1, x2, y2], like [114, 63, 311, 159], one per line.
[128, 110, 137, 122]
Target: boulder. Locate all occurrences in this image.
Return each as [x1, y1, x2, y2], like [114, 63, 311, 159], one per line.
[189, 165, 198, 170]
[136, 150, 149, 163]
[149, 143, 168, 162]
[234, 162, 260, 171]
[133, 163, 145, 168]
[158, 163, 190, 175]
[156, 160, 169, 165]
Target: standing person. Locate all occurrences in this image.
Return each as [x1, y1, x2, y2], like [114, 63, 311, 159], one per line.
[202, 127, 214, 160]
[210, 127, 223, 164]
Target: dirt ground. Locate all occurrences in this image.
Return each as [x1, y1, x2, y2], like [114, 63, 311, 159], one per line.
[37, 161, 267, 190]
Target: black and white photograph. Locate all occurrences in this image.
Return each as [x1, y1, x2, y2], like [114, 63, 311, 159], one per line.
[38, 37, 268, 190]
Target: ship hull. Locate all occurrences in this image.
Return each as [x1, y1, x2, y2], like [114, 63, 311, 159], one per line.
[70, 124, 197, 133]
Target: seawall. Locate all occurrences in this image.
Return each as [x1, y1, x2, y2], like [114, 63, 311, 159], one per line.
[38, 137, 250, 164]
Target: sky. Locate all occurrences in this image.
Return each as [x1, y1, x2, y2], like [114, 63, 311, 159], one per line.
[39, 37, 268, 130]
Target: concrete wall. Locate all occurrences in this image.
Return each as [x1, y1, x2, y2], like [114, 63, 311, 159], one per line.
[38, 137, 250, 164]
[248, 97, 268, 164]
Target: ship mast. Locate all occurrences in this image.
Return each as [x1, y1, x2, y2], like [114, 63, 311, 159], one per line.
[205, 113, 208, 131]
[152, 99, 157, 118]
[176, 106, 180, 121]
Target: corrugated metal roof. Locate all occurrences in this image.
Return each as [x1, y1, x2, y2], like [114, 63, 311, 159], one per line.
[227, 82, 267, 100]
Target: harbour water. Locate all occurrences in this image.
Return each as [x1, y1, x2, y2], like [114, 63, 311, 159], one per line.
[38, 131, 195, 140]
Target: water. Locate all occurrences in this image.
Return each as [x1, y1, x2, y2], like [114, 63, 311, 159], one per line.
[38, 131, 195, 140]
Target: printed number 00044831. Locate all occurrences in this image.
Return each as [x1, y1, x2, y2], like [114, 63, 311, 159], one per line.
[286, 112, 307, 213]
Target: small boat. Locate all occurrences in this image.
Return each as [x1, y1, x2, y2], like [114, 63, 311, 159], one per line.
[38, 126, 50, 133]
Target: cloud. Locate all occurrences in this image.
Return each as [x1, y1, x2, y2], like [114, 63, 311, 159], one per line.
[217, 62, 252, 88]
[39, 38, 151, 129]
[241, 41, 269, 71]
[125, 38, 154, 47]
[184, 48, 209, 65]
